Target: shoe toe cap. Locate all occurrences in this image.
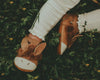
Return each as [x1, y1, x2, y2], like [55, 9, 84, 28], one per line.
[14, 57, 37, 72]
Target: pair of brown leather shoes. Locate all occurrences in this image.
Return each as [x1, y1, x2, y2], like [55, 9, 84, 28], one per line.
[14, 14, 80, 72]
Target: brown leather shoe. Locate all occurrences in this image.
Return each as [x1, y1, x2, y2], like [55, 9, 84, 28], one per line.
[14, 34, 46, 72]
[14, 42, 46, 72]
[58, 14, 81, 55]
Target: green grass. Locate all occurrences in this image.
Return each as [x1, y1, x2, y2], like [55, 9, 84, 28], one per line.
[0, 0, 100, 80]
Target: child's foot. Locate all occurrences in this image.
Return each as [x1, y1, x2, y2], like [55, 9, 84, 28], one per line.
[58, 14, 81, 55]
[14, 34, 46, 72]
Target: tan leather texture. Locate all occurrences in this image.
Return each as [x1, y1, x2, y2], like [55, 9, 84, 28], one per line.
[14, 34, 46, 72]
[58, 14, 80, 55]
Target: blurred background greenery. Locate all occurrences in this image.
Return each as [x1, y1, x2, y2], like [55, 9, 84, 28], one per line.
[0, 0, 100, 80]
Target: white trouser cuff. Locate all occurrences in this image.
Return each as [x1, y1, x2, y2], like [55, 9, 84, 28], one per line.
[78, 9, 100, 33]
[29, 0, 80, 40]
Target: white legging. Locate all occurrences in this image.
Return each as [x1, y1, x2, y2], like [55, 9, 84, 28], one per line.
[29, 0, 80, 40]
[29, 0, 100, 40]
[78, 9, 100, 33]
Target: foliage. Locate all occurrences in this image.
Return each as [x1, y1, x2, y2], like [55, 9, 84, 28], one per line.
[0, 0, 100, 80]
